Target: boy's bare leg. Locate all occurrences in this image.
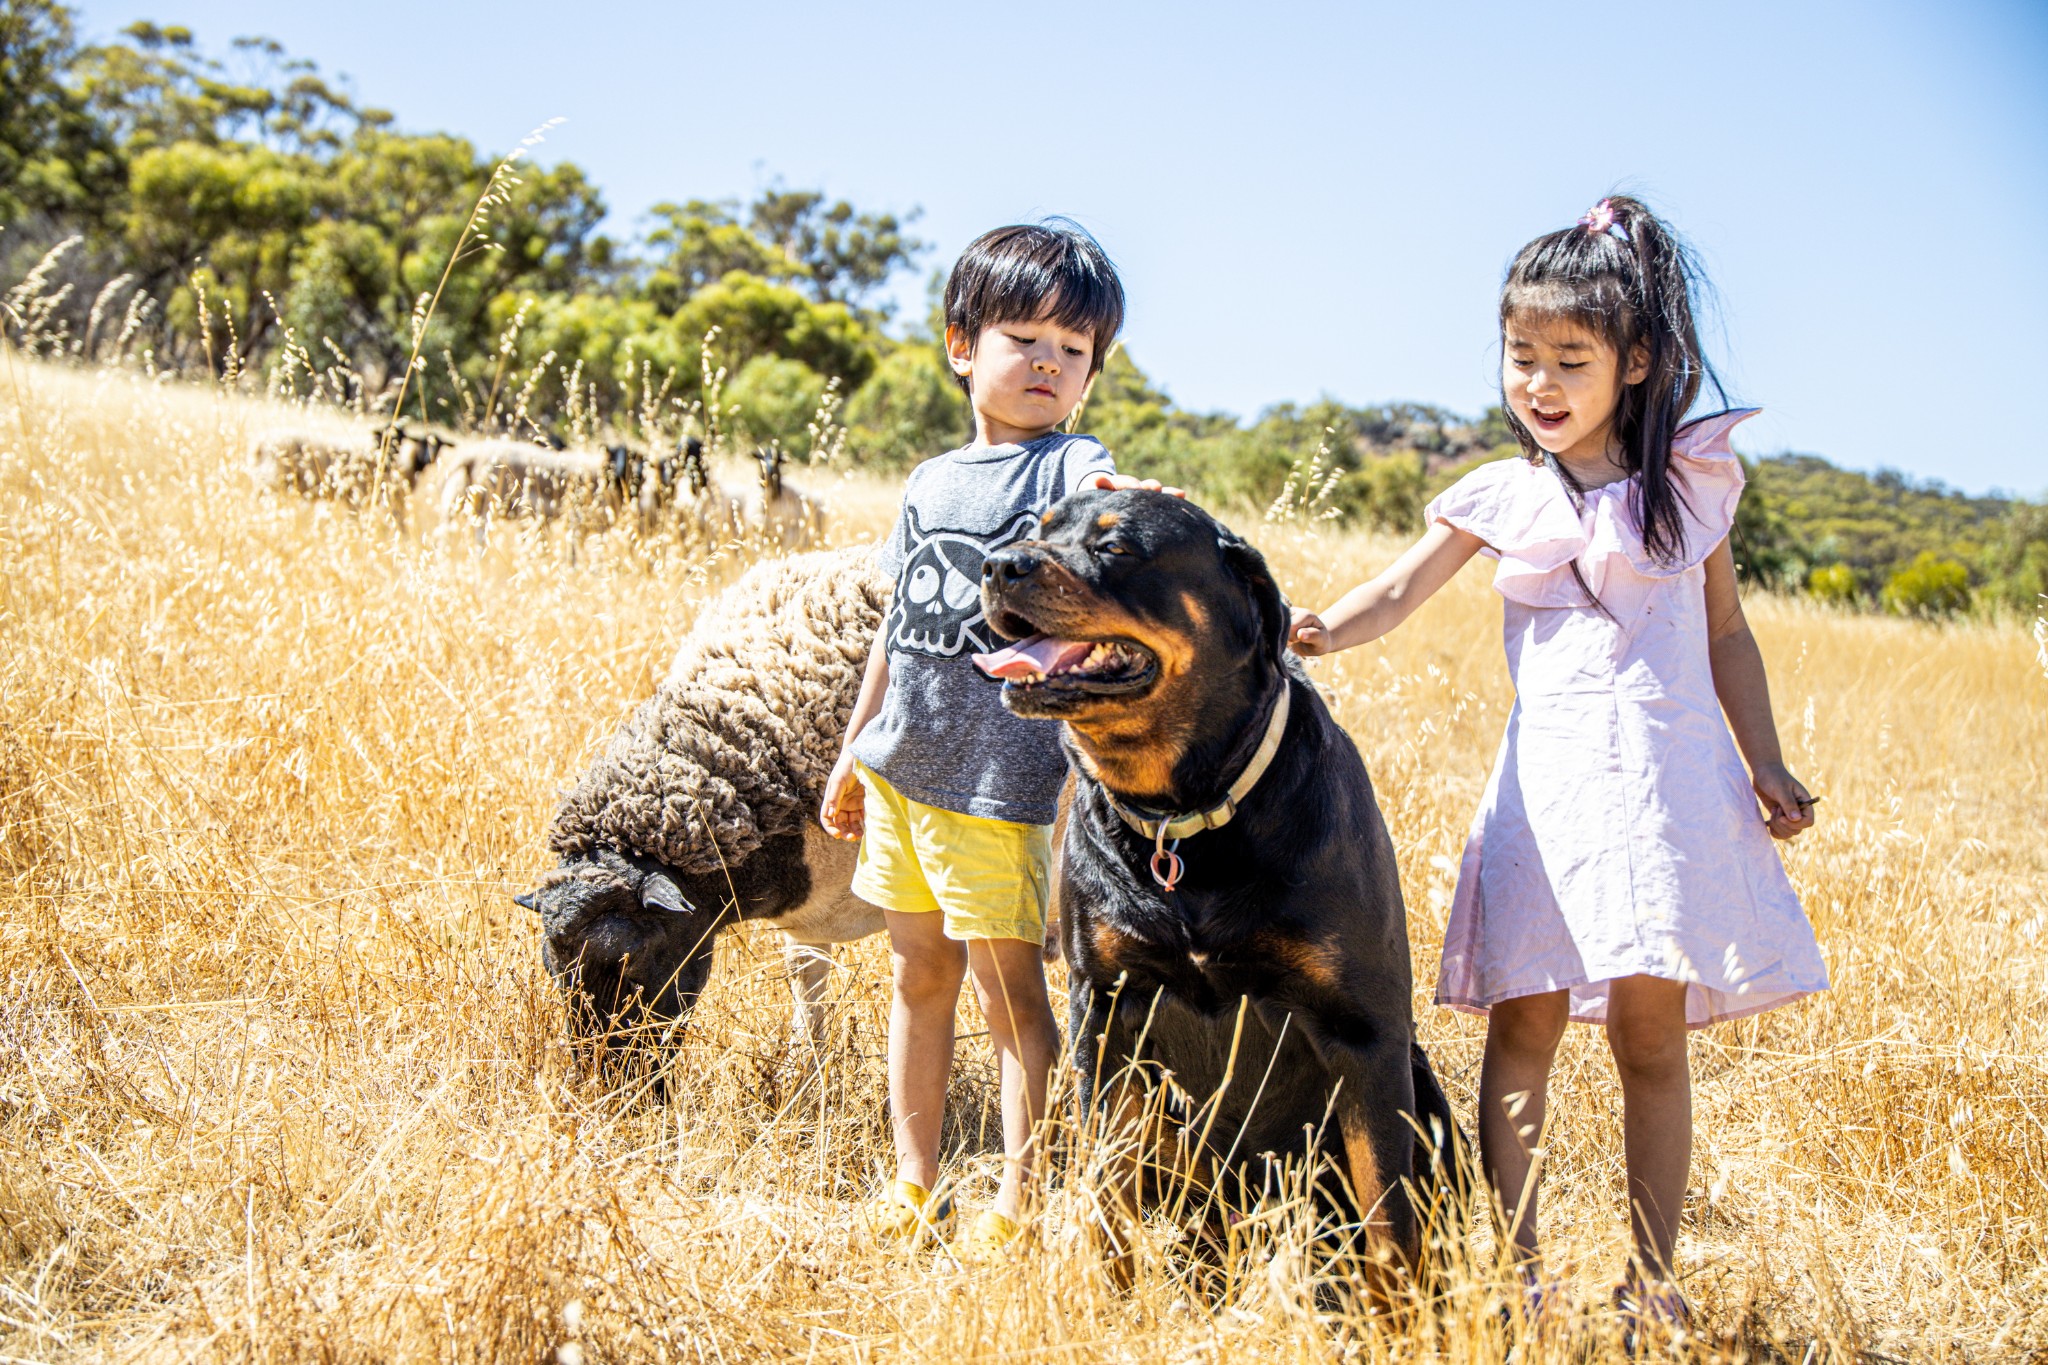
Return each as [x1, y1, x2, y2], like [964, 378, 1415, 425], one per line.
[966, 936, 1061, 1222]
[885, 908, 967, 1193]
[1478, 988, 1569, 1265]
[1604, 974, 1692, 1283]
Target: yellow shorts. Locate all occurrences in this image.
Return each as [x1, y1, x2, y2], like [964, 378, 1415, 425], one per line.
[850, 762, 1052, 944]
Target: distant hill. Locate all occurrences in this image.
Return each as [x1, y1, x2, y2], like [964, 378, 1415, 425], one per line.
[1084, 349, 2045, 618]
[1749, 453, 2012, 574]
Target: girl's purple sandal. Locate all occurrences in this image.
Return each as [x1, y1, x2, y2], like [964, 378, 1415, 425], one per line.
[1615, 1280, 1693, 1354]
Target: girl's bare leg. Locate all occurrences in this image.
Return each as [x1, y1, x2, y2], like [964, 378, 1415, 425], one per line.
[884, 909, 966, 1192]
[966, 936, 1060, 1222]
[1479, 989, 1570, 1265]
[1604, 974, 1693, 1282]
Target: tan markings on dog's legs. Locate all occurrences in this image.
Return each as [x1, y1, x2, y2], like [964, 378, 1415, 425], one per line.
[1086, 1064, 1153, 1291]
[1089, 920, 1141, 974]
[1336, 1102, 1411, 1307]
[1257, 933, 1349, 996]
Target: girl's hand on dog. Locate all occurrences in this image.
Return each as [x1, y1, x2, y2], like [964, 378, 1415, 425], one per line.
[1752, 761, 1817, 840]
[1288, 607, 1331, 657]
[1083, 471, 1186, 499]
[819, 750, 865, 841]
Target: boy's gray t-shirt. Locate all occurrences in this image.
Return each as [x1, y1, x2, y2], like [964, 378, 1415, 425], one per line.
[851, 432, 1115, 825]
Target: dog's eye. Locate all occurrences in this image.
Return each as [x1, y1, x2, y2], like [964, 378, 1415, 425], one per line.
[1099, 541, 1130, 557]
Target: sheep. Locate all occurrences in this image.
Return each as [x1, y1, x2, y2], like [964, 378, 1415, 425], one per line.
[437, 437, 640, 527]
[249, 423, 449, 516]
[515, 546, 891, 1053]
[740, 445, 828, 548]
[638, 436, 743, 542]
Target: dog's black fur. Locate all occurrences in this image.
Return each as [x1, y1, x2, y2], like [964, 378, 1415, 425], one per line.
[980, 489, 1463, 1271]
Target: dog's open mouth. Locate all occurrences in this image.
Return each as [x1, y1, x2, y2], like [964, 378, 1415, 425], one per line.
[973, 630, 1158, 697]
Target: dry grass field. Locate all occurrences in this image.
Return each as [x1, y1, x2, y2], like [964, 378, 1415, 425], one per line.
[2, 357, 2044, 1362]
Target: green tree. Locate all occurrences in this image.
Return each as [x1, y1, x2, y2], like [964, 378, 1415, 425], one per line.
[1081, 346, 1176, 447]
[1978, 502, 2048, 615]
[1353, 451, 1429, 532]
[1729, 456, 1813, 589]
[73, 21, 384, 157]
[674, 271, 874, 391]
[842, 345, 967, 466]
[1808, 563, 1860, 606]
[642, 199, 796, 311]
[723, 355, 828, 452]
[491, 291, 675, 423]
[746, 187, 924, 309]
[0, 0, 122, 228]
[124, 139, 322, 356]
[1880, 551, 1971, 618]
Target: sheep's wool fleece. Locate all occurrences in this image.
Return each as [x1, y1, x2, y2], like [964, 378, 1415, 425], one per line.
[547, 547, 889, 875]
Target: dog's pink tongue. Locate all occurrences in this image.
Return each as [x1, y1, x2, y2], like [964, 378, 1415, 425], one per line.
[973, 634, 1092, 681]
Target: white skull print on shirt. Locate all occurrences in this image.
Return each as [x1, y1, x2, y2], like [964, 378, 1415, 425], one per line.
[849, 431, 1115, 825]
[886, 508, 1040, 658]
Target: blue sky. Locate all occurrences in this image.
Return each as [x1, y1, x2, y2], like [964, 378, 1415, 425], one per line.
[74, 0, 2048, 495]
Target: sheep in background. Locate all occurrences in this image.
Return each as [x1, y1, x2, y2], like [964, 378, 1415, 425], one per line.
[249, 423, 450, 518]
[639, 435, 742, 542]
[437, 437, 639, 527]
[741, 445, 828, 549]
[515, 547, 890, 1051]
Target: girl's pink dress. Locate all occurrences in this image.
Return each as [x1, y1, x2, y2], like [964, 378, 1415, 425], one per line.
[1430, 410, 1827, 1028]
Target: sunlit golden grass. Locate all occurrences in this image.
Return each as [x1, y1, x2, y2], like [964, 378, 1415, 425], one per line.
[2, 358, 2043, 1361]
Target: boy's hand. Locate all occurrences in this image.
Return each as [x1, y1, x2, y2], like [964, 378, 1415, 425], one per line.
[1082, 471, 1186, 499]
[1288, 607, 1331, 657]
[1753, 761, 1817, 840]
[819, 750, 865, 841]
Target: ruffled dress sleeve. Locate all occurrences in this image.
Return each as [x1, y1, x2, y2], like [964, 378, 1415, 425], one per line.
[1626, 408, 1753, 577]
[1425, 456, 1591, 606]
[1423, 409, 1758, 606]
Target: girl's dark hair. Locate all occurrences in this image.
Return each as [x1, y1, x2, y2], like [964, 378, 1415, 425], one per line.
[943, 219, 1125, 397]
[1499, 194, 1727, 567]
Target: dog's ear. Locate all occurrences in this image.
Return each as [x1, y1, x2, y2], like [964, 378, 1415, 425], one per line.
[1218, 532, 1288, 663]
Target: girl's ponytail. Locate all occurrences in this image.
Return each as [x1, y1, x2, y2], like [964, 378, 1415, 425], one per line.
[1500, 194, 1728, 567]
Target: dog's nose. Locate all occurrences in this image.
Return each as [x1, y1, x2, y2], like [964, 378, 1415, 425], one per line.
[983, 547, 1039, 585]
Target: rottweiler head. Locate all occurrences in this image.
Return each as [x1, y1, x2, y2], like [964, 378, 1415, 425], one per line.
[977, 490, 1288, 793]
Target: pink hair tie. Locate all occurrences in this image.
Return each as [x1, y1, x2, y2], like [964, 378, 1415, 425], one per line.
[1578, 199, 1627, 241]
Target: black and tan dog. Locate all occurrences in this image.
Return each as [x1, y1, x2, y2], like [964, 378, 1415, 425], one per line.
[976, 489, 1462, 1281]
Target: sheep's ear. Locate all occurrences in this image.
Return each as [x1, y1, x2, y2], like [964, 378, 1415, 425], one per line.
[639, 872, 688, 914]
[513, 889, 539, 912]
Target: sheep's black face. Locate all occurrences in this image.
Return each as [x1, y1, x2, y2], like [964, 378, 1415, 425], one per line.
[517, 835, 817, 1056]
[517, 849, 729, 1051]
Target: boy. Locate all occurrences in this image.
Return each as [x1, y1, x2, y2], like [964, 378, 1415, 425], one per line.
[819, 221, 1165, 1252]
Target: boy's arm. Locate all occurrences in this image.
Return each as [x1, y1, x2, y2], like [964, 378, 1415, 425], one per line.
[1703, 538, 1815, 840]
[1062, 435, 1186, 499]
[820, 631, 891, 840]
[1081, 470, 1185, 497]
[1291, 522, 1485, 655]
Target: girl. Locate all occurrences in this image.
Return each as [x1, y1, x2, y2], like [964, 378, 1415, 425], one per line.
[1289, 196, 1827, 1325]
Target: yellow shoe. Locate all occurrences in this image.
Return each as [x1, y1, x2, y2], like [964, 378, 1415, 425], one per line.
[865, 1178, 954, 1246]
[962, 1208, 1032, 1259]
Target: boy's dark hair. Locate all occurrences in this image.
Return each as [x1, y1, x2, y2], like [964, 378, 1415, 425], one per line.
[1499, 193, 1729, 569]
[943, 219, 1125, 398]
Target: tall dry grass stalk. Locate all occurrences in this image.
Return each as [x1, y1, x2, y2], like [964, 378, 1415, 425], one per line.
[2, 358, 2044, 1361]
